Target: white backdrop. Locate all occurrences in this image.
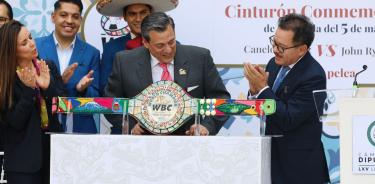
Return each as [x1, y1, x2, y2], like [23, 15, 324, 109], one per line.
[78, 0, 375, 88]
[167, 0, 375, 87]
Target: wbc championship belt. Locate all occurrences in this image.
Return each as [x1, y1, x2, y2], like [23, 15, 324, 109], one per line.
[52, 81, 275, 134]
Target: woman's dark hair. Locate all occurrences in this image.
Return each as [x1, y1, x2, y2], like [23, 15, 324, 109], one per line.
[0, 20, 23, 111]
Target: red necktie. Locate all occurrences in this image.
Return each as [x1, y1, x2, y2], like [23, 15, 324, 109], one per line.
[160, 63, 172, 81]
[126, 36, 143, 50]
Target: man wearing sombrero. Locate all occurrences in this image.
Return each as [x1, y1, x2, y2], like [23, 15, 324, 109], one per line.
[97, 0, 178, 97]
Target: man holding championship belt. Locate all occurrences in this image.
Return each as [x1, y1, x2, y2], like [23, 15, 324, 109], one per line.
[104, 12, 230, 136]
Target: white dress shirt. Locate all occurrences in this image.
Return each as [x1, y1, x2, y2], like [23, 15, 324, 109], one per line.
[53, 32, 76, 133]
[150, 54, 174, 83]
[53, 32, 76, 75]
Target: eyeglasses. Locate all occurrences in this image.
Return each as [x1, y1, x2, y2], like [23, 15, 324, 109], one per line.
[269, 35, 303, 54]
[0, 16, 9, 24]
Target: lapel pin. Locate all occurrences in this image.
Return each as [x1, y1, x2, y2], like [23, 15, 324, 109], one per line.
[179, 68, 187, 75]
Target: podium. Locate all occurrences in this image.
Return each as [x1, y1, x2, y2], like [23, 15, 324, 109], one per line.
[50, 134, 271, 184]
[50, 81, 275, 183]
[313, 88, 375, 184]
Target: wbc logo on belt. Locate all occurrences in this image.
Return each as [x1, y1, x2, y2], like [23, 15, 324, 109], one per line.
[140, 82, 185, 132]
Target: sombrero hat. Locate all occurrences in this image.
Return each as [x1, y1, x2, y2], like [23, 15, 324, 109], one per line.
[97, 0, 179, 17]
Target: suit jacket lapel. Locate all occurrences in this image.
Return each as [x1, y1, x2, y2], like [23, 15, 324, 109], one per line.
[276, 52, 311, 94]
[136, 48, 153, 89]
[69, 37, 85, 66]
[173, 45, 189, 89]
[268, 61, 280, 90]
[45, 34, 61, 73]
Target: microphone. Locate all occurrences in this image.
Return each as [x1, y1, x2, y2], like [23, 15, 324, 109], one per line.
[352, 65, 367, 97]
[353, 65, 368, 87]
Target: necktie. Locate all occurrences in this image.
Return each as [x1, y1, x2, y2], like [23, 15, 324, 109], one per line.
[272, 66, 290, 92]
[160, 63, 172, 81]
[125, 36, 143, 50]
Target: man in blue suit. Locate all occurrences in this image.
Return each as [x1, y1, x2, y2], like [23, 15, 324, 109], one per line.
[36, 0, 100, 133]
[97, 0, 178, 95]
[244, 14, 330, 184]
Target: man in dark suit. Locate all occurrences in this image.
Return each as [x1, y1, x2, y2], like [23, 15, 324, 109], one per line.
[97, 0, 178, 95]
[105, 12, 230, 135]
[244, 14, 330, 184]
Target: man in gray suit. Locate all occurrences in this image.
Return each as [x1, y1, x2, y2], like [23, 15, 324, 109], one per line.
[105, 12, 230, 135]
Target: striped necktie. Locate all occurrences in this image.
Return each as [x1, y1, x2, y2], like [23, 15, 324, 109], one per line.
[272, 66, 290, 92]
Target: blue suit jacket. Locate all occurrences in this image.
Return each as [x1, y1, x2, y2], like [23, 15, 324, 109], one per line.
[100, 34, 131, 95]
[35, 33, 100, 133]
[258, 52, 329, 184]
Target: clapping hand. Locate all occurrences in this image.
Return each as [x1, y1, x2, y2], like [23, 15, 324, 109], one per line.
[36, 59, 50, 90]
[62, 62, 78, 84]
[76, 70, 94, 93]
[244, 62, 269, 95]
[16, 65, 37, 89]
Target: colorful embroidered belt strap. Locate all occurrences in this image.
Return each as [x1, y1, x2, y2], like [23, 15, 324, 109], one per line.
[52, 97, 276, 116]
[52, 81, 276, 134]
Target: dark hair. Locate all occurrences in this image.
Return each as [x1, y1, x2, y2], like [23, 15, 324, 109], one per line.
[0, 20, 23, 111]
[54, 0, 83, 13]
[123, 4, 152, 15]
[0, 0, 13, 20]
[141, 12, 175, 42]
[278, 13, 315, 48]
